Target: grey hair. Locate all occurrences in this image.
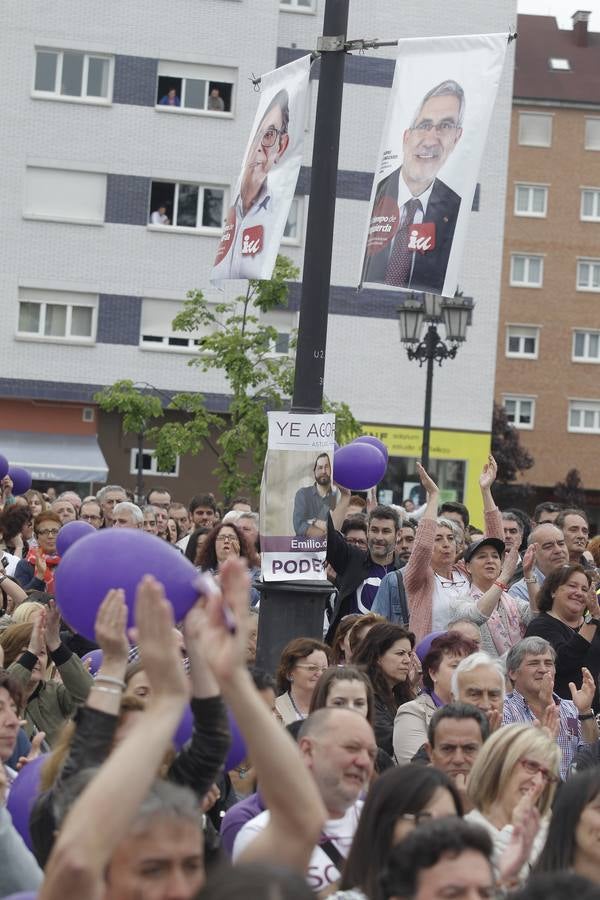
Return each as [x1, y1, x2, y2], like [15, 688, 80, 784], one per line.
[506, 637, 556, 676]
[97, 484, 126, 503]
[451, 651, 505, 701]
[113, 501, 143, 524]
[437, 517, 463, 542]
[411, 79, 466, 129]
[527, 522, 564, 546]
[143, 504, 159, 516]
[238, 511, 260, 524]
[501, 512, 524, 533]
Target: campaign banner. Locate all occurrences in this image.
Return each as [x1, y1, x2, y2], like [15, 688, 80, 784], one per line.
[211, 54, 311, 284]
[359, 33, 509, 298]
[260, 412, 336, 582]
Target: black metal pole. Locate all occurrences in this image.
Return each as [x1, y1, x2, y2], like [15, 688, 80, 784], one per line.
[421, 326, 437, 472]
[136, 430, 144, 505]
[291, 0, 349, 412]
[256, 0, 350, 674]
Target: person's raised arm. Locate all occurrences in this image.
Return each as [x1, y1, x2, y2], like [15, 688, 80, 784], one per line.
[479, 455, 504, 539]
[330, 484, 351, 531]
[39, 576, 190, 900]
[417, 462, 439, 521]
[474, 545, 520, 617]
[402, 463, 439, 596]
[522, 544, 541, 613]
[199, 557, 326, 873]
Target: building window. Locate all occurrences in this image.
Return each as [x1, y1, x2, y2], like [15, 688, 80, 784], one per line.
[577, 259, 600, 292]
[503, 396, 535, 430]
[130, 449, 179, 478]
[573, 330, 600, 363]
[510, 255, 543, 288]
[282, 196, 303, 244]
[581, 189, 600, 221]
[33, 48, 112, 102]
[156, 61, 235, 114]
[23, 167, 106, 225]
[148, 181, 226, 231]
[549, 58, 570, 70]
[140, 298, 210, 352]
[514, 184, 548, 217]
[585, 118, 600, 151]
[518, 112, 552, 147]
[260, 310, 296, 356]
[506, 326, 539, 359]
[280, 0, 316, 10]
[16, 288, 97, 343]
[569, 400, 600, 433]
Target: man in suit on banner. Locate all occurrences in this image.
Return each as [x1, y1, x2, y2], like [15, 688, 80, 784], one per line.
[362, 80, 464, 294]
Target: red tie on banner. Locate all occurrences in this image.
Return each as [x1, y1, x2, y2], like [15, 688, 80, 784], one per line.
[384, 197, 422, 286]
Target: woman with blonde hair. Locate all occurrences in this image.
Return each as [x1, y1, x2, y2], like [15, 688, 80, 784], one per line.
[465, 723, 560, 882]
[10, 600, 45, 625]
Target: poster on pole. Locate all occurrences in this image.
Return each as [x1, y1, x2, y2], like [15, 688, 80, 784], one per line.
[211, 54, 311, 284]
[359, 33, 509, 298]
[260, 412, 336, 582]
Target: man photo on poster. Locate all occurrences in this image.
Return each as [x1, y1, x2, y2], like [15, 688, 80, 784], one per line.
[361, 79, 464, 294]
[212, 89, 290, 280]
[292, 452, 336, 538]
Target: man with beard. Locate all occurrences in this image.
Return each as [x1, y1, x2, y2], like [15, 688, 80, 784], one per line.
[293, 453, 336, 538]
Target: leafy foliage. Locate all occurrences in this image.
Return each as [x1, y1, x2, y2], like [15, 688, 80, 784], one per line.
[491, 403, 534, 484]
[553, 468, 585, 508]
[94, 380, 163, 434]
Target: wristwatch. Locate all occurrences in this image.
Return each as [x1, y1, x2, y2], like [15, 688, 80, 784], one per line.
[585, 617, 600, 628]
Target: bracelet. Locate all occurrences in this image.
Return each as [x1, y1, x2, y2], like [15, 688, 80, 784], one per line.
[524, 577, 537, 585]
[91, 684, 122, 695]
[579, 712, 595, 721]
[494, 580, 508, 592]
[0, 575, 7, 586]
[95, 674, 126, 690]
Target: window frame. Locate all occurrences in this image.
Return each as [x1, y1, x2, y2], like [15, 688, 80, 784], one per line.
[548, 58, 571, 71]
[147, 180, 228, 235]
[502, 395, 536, 430]
[281, 195, 304, 246]
[32, 47, 113, 105]
[129, 449, 180, 478]
[568, 400, 600, 434]
[505, 325, 540, 360]
[576, 258, 600, 293]
[514, 183, 548, 218]
[510, 254, 544, 288]
[279, 0, 317, 12]
[580, 188, 600, 222]
[518, 112, 553, 148]
[572, 330, 600, 364]
[16, 293, 98, 345]
[585, 117, 600, 151]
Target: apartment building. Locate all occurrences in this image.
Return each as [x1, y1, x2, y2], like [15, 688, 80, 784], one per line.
[495, 10, 600, 528]
[0, 1, 515, 517]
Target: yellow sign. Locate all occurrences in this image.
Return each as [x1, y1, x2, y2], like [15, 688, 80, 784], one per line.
[364, 424, 492, 527]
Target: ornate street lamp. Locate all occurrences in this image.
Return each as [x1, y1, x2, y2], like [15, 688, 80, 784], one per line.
[397, 292, 474, 472]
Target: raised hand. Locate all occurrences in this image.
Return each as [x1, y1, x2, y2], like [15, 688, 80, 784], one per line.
[498, 790, 541, 884]
[500, 544, 520, 584]
[16, 731, 46, 770]
[538, 670, 554, 709]
[522, 544, 537, 579]
[45, 599, 62, 651]
[586, 581, 600, 620]
[34, 548, 47, 580]
[479, 455, 498, 492]
[488, 709, 503, 732]
[198, 557, 251, 688]
[533, 702, 559, 741]
[28, 607, 47, 657]
[94, 589, 129, 662]
[569, 666, 596, 714]
[134, 576, 189, 703]
[416, 462, 439, 497]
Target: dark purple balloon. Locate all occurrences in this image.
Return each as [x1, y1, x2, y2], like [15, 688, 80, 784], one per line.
[0, 453, 9, 480]
[225, 709, 246, 771]
[6, 754, 46, 850]
[82, 649, 104, 676]
[56, 519, 95, 557]
[354, 435, 389, 463]
[55, 529, 199, 641]
[8, 466, 32, 496]
[333, 442, 387, 492]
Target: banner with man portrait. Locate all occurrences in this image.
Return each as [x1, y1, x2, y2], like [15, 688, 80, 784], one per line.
[211, 54, 311, 284]
[260, 412, 336, 582]
[359, 33, 509, 298]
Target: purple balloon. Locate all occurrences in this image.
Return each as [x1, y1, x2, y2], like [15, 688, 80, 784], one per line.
[0, 453, 8, 480]
[2, 894, 38, 900]
[415, 631, 446, 663]
[55, 529, 199, 641]
[6, 754, 46, 850]
[225, 709, 246, 771]
[8, 466, 32, 496]
[354, 435, 389, 463]
[333, 442, 387, 492]
[82, 649, 104, 676]
[174, 704, 194, 751]
[55, 519, 95, 557]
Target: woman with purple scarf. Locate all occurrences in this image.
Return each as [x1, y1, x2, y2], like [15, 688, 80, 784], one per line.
[392, 632, 477, 764]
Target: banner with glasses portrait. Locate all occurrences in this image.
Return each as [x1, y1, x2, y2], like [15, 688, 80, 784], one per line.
[359, 33, 509, 298]
[260, 412, 337, 582]
[211, 54, 311, 284]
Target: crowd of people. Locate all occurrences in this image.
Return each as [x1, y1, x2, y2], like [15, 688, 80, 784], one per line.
[0, 457, 600, 899]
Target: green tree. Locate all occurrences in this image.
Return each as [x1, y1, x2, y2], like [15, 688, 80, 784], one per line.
[150, 254, 361, 499]
[491, 403, 534, 483]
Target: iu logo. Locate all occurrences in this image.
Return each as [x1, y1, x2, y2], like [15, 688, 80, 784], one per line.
[241, 225, 264, 256]
[407, 222, 436, 254]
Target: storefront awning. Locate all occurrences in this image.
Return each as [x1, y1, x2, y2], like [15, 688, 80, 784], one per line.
[0, 430, 108, 484]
